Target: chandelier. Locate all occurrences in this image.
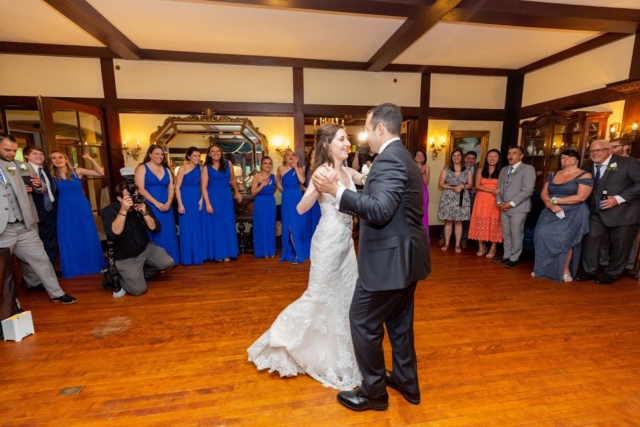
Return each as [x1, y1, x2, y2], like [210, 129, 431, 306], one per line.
[313, 117, 345, 132]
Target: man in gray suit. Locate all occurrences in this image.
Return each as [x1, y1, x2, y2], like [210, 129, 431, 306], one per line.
[313, 103, 430, 411]
[0, 135, 75, 304]
[493, 146, 536, 268]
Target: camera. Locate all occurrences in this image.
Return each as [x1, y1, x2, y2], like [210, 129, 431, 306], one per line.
[120, 167, 145, 204]
[102, 240, 125, 298]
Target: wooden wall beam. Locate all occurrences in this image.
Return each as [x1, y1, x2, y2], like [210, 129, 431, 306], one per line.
[293, 68, 305, 163]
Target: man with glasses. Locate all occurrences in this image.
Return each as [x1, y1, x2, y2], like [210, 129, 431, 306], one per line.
[609, 138, 631, 157]
[576, 140, 640, 285]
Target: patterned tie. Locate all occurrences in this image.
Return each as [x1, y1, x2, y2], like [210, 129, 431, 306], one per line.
[0, 168, 5, 185]
[507, 166, 514, 179]
[594, 164, 602, 187]
[38, 168, 53, 211]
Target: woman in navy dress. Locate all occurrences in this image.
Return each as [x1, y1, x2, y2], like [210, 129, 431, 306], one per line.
[50, 151, 106, 278]
[201, 144, 242, 262]
[251, 156, 276, 258]
[134, 145, 180, 265]
[175, 147, 204, 265]
[533, 150, 593, 282]
[277, 149, 309, 264]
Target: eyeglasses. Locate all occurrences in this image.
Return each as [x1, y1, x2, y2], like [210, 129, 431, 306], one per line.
[589, 148, 608, 154]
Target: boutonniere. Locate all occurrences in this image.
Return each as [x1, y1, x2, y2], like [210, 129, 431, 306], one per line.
[607, 162, 617, 172]
[19, 164, 28, 173]
[6, 166, 16, 176]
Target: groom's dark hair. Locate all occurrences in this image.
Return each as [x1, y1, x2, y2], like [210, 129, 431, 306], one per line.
[369, 103, 402, 136]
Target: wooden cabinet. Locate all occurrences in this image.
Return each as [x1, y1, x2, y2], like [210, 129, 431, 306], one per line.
[520, 110, 611, 190]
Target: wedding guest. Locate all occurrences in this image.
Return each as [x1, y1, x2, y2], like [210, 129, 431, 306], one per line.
[134, 145, 180, 265]
[251, 156, 276, 258]
[468, 149, 503, 258]
[438, 151, 477, 247]
[576, 140, 640, 285]
[532, 150, 593, 282]
[493, 146, 536, 268]
[175, 147, 204, 266]
[438, 149, 472, 253]
[414, 149, 430, 239]
[50, 150, 106, 278]
[277, 149, 309, 264]
[201, 144, 242, 262]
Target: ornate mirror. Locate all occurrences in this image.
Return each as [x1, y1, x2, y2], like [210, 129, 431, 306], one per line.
[149, 109, 269, 189]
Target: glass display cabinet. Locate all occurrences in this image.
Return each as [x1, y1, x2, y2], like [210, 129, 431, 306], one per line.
[520, 110, 611, 190]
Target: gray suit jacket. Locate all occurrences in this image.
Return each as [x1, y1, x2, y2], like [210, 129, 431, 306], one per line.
[582, 155, 640, 227]
[0, 159, 40, 234]
[496, 163, 536, 213]
[339, 140, 430, 291]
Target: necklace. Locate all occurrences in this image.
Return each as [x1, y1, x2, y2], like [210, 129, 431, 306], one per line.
[562, 168, 579, 175]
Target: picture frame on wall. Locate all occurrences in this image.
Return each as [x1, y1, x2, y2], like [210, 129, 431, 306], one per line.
[446, 131, 490, 167]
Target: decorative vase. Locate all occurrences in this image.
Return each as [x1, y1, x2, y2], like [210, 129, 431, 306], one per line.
[538, 149, 544, 156]
[527, 141, 535, 156]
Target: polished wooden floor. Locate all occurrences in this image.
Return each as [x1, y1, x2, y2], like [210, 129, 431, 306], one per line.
[2, 243, 640, 427]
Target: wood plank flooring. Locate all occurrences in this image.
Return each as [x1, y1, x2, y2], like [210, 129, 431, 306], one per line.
[1, 244, 640, 426]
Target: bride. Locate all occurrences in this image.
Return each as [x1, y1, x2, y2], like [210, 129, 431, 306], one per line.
[247, 124, 364, 390]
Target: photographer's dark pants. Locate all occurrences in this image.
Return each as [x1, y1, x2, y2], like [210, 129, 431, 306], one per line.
[117, 242, 174, 296]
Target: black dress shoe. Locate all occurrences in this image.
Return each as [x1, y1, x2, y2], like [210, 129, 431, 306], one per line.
[385, 370, 420, 405]
[337, 389, 388, 412]
[595, 274, 616, 285]
[27, 284, 46, 291]
[52, 294, 77, 304]
[625, 269, 639, 280]
[575, 272, 597, 282]
[505, 260, 519, 268]
[493, 257, 509, 263]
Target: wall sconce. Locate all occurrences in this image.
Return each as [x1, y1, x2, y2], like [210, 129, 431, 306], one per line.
[122, 140, 142, 162]
[429, 137, 446, 160]
[632, 122, 638, 140]
[272, 138, 290, 159]
[609, 122, 620, 140]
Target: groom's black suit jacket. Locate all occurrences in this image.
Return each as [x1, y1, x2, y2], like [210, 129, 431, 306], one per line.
[340, 139, 431, 291]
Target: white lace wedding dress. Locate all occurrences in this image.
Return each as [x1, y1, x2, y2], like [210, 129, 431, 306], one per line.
[247, 181, 362, 391]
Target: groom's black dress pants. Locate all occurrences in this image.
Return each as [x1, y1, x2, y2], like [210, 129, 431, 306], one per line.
[349, 279, 419, 398]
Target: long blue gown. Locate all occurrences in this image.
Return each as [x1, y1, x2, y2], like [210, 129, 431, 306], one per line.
[144, 164, 180, 265]
[533, 172, 593, 282]
[253, 174, 276, 258]
[202, 161, 239, 261]
[178, 166, 204, 265]
[55, 174, 105, 278]
[279, 168, 309, 263]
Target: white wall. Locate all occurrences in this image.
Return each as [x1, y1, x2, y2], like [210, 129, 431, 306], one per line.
[0, 54, 104, 98]
[430, 75, 507, 109]
[304, 69, 421, 107]
[522, 36, 635, 106]
[113, 60, 293, 102]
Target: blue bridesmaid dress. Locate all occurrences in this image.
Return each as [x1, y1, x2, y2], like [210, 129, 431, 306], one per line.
[178, 166, 204, 265]
[252, 174, 276, 258]
[144, 164, 180, 265]
[55, 174, 105, 278]
[202, 161, 239, 261]
[279, 168, 309, 263]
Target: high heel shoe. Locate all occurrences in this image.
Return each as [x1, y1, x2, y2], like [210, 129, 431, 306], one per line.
[486, 247, 496, 259]
[477, 243, 486, 257]
[562, 274, 573, 282]
[455, 246, 462, 253]
[441, 245, 448, 251]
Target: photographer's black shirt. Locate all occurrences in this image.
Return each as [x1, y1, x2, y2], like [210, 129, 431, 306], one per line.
[102, 202, 161, 261]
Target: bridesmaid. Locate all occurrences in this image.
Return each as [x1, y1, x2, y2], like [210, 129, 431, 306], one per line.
[50, 151, 106, 278]
[414, 149, 430, 240]
[134, 145, 180, 265]
[175, 147, 204, 266]
[277, 149, 309, 264]
[201, 144, 242, 262]
[251, 156, 276, 258]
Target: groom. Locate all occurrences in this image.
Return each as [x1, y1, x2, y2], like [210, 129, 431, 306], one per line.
[313, 103, 431, 411]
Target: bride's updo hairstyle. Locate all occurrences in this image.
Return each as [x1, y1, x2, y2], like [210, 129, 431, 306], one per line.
[310, 124, 343, 176]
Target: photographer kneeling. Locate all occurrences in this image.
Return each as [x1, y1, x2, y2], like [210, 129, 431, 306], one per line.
[102, 182, 175, 296]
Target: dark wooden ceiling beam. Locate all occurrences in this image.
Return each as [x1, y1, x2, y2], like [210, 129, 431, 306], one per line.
[444, 0, 640, 33]
[0, 41, 116, 58]
[42, 0, 141, 60]
[518, 33, 631, 75]
[367, 0, 463, 72]
[198, 0, 425, 18]
[384, 64, 514, 76]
